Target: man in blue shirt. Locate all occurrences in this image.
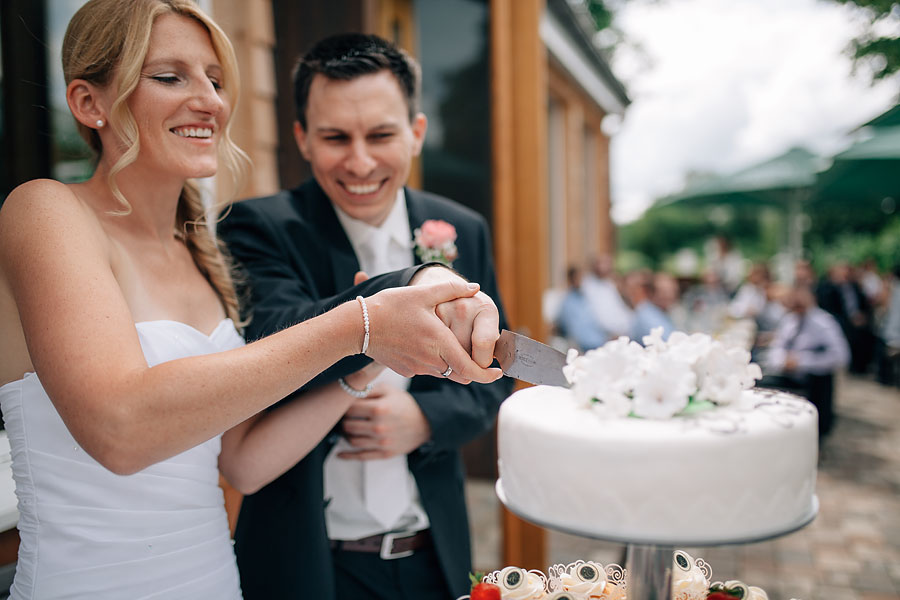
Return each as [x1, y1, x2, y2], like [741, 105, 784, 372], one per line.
[556, 265, 608, 351]
[625, 270, 676, 343]
[760, 285, 850, 437]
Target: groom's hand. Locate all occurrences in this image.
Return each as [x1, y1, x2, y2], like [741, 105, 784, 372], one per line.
[410, 266, 500, 369]
[337, 385, 431, 459]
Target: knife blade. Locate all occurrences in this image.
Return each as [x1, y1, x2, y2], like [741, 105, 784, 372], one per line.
[494, 329, 571, 387]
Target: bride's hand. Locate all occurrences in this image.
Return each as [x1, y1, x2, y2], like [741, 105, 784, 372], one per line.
[363, 279, 503, 385]
[411, 266, 500, 370]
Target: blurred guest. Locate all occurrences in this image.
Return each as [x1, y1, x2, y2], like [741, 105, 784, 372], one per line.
[757, 281, 788, 334]
[760, 285, 850, 437]
[582, 254, 633, 338]
[681, 269, 730, 334]
[706, 235, 745, 294]
[877, 264, 900, 387]
[625, 270, 675, 343]
[817, 261, 875, 374]
[653, 272, 682, 315]
[556, 266, 609, 351]
[794, 258, 817, 289]
[750, 282, 789, 364]
[728, 263, 771, 320]
[858, 258, 887, 308]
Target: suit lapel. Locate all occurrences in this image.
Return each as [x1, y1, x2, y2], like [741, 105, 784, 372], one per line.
[302, 182, 360, 291]
[405, 188, 427, 266]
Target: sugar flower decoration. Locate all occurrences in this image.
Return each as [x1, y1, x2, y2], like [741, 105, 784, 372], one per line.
[564, 327, 762, 419]
[413, 219, 458, 267]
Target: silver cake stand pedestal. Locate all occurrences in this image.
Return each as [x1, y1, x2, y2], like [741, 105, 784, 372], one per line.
[496, 480, 818, 600]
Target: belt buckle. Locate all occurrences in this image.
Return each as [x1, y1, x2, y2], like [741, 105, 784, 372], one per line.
[380, 531, 415, 560]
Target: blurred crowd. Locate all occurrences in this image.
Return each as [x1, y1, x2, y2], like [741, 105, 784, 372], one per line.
[552, 250, 900, 438]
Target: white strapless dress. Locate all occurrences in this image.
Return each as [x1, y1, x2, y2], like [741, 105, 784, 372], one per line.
[0, 320, 245, 599]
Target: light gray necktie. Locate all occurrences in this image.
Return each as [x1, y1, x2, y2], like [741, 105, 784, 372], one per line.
[357, 231, 412, 529]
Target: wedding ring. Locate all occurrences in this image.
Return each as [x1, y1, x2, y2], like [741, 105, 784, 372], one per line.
[441, 366, 453, 378]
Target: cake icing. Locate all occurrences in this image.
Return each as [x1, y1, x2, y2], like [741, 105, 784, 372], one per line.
[497, 330, 819, 545]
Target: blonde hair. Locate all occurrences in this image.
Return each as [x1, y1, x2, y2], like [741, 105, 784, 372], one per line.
[62, 0, 249, 324]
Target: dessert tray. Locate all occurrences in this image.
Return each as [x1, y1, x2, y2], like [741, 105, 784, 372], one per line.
[457, 551, 795, 599]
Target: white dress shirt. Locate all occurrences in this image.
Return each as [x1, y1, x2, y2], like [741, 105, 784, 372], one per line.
[581, 274, 633, 338]
[765, 307, 850, 376]
[324, 190, 430, 540]
[728, 282, 767, 320]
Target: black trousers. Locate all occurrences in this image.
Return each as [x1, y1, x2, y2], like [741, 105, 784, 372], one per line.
[332, 540, 452, 600]
[758, 372, 835, 437]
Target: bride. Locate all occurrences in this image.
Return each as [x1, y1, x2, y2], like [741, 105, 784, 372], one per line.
[0, 0, 501, 598]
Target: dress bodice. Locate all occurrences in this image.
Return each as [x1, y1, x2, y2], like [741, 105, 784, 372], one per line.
[0, 319, 245, 599]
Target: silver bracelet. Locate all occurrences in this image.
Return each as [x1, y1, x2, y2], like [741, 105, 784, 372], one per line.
[356, 295, 370, 354]
[338, 377, 373, 399]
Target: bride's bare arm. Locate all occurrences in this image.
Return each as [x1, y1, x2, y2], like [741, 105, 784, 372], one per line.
[0, 181, 500, 475]
[218, 362, 383, 494]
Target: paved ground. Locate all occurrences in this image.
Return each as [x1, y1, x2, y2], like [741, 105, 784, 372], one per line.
[465, 373, 900, 600]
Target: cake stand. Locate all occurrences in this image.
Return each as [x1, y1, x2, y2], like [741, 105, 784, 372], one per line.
[496, 480, 818, 600]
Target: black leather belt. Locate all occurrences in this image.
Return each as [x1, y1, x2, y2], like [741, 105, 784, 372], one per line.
[329, 529, 430, 560]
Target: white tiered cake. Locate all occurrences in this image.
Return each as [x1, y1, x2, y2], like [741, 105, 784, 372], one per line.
[496, 330, 819, 545]
[498, 385, 818, 545]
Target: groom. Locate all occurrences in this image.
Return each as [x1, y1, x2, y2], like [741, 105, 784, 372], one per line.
[219, 34, 511, 600]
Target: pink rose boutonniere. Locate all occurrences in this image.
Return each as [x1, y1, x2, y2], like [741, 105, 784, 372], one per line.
[413, 219, 459, 267]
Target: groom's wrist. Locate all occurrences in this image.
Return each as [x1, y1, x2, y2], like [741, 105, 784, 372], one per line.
[409, 263, 465, 286]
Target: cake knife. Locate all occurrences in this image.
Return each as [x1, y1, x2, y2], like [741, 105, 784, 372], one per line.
[493, 329, 571, 387]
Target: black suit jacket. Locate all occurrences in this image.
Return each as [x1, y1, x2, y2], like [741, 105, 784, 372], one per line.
[816, 280, 871, 332]
[218, 179, 512, 599]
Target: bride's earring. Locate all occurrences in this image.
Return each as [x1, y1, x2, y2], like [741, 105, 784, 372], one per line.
[96, 119, 104, 128]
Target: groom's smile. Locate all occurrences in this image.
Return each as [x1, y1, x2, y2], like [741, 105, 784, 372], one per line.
[293, 70, 428, 227]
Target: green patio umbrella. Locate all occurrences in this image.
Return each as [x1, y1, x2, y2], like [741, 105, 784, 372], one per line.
[660, 147, 827, 257]
[816, 124, 900, 207]
[662, 147, 824, 206]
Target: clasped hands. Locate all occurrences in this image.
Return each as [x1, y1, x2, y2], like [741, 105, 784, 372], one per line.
[336, 266, 502, 460]
[360, 265, 502, 385]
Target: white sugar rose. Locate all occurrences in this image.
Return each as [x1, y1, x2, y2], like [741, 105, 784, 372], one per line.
[564, 328, 761, 419]
[631, 356, 695, 419]
[565, 337, 644, 412]
[666, 331, 716, 365]
[696, 345, 761, 405]
[642, 326, 669, 350]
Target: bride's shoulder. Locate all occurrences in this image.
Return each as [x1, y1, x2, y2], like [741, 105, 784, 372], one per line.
[2, 178, 84, 218]
[2, 179, 97, 227]
[1, 179, 105, 256]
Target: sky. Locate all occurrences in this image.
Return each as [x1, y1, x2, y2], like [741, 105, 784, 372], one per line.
[607, 0, 900, 223]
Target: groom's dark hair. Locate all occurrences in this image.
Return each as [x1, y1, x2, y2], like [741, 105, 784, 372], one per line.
[292, 33, 422, 130]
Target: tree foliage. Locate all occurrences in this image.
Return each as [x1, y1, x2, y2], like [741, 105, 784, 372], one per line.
[617, 203, 776, 269]
[586, 0, 615, 31]
[828, 0, 900, 80]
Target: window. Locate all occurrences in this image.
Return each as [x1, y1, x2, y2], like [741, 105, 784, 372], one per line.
[48, 1, 93, 183]
[414, 0, 493, 226]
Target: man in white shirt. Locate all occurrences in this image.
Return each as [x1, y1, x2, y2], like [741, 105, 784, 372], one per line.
[220, 33, 511, 600]
[581, 254, 633, 338]
[761, 285, 850, 437]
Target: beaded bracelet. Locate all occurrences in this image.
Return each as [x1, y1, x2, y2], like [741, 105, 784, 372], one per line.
[338, 377, 373, 399]
[356, 295, 370, 354]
